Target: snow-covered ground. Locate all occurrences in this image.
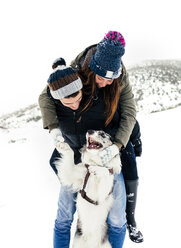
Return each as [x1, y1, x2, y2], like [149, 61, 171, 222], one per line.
[0, 105, 181, 247]
[129, 60, 181, 114]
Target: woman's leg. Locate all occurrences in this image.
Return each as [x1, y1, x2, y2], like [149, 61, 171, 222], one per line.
[121, 141, 138, 181]
[107, 172, 127, 248]
[53, 186, 77, 248]
[121, 141, 143, 243]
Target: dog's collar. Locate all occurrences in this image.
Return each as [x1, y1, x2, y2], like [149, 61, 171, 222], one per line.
[79, 164, 113, 205]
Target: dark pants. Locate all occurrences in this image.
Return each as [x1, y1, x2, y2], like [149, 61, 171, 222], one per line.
[49, 148, 60, 175]
[121, 141, 138, 181]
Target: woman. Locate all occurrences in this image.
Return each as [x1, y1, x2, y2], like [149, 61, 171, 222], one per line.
[71, 33, 143, 242]
[39, 31, 143, 246]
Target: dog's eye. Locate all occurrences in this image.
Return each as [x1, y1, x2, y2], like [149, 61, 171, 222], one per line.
[105, 133, 113, 142]
[99, 131, 106, 138]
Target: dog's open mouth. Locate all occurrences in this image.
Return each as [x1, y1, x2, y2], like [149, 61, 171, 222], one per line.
[88, 137, 103, 149]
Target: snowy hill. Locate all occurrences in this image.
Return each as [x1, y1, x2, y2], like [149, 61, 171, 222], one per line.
[0, 59, 181, 131]
[128, 60, 181, 113]
[0, 104, 41, 130]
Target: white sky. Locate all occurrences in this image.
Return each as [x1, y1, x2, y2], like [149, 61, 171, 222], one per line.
[0, 0, 181, 115]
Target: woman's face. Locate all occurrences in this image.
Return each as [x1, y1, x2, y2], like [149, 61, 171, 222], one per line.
[95, 75, 114, 88]
[60, 90, 82, 110]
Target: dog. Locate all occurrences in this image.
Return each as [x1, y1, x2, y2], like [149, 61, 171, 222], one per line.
[55, 130, 121, 248]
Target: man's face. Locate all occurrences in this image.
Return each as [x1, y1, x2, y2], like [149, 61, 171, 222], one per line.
[60, 90, 82, 110]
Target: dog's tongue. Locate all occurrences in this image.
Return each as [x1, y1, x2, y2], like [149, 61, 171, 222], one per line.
[88, 137, 103, 149]
[88, 141, 98, 149]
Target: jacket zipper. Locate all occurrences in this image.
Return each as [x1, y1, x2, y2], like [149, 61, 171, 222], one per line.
[73, 111, 81, 148]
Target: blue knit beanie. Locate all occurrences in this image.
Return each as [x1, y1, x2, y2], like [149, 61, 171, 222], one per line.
[90, 31, 126, 79]
[47, 58, 83, 99]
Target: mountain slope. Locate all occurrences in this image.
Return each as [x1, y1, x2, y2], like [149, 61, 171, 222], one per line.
[129, 60, 181, 113]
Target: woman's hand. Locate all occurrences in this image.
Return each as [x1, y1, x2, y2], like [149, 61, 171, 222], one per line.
[99, 144, 120, 165]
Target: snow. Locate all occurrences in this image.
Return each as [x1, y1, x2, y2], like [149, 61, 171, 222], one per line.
[128, 61, 181, 114]
[0, 106, 181, 247]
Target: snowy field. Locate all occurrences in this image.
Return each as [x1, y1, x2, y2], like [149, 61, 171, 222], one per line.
[0, 106, 181, 248]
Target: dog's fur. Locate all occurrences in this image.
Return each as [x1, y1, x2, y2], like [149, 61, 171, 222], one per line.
[55, 130, 121, 248]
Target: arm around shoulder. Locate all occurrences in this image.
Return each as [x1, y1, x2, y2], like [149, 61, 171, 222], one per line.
[38, 86, 59, 130]
[115, 68, 136, 148]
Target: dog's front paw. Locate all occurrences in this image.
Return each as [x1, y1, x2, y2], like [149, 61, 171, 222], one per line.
[57, 142, 71, 152]
[89, 166, 109, 177]
[88, 166, 97, 175]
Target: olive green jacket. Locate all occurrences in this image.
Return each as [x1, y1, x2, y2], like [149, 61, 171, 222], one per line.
[38, 45, 136, 148]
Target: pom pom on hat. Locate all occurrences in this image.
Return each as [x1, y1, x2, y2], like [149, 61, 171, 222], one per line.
[47, 57, 82, 100]
[104, 31, 126, 47]
[90, 31, 126, 79]
[52, 57, 66, 69]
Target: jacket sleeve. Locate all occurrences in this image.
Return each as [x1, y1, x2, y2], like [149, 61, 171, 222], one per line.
[130, 120, 142, 157]
[114, 71, 136, 148]
[38, 86, 59, 130]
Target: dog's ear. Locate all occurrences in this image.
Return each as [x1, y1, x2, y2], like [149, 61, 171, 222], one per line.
[106, 133, 114, 143]
[99, 130, 113, 143]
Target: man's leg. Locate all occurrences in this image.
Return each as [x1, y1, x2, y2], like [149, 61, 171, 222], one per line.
[53, 185, 77, 248]
[107, 172, 127, 248]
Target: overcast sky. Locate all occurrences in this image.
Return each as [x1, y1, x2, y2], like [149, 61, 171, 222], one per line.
[0, 0, 180, 115]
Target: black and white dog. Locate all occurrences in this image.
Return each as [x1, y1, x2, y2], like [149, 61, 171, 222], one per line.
[55, 130, 121, 248]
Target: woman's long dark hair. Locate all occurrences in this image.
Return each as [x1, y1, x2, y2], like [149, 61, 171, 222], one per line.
[78, 67, 120, 126]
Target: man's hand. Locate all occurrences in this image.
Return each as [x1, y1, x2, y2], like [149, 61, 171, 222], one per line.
[50, 128, 65, 152]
